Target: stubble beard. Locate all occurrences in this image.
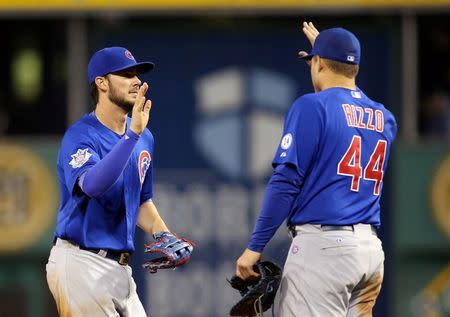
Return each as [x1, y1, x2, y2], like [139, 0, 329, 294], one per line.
[108, 85, 134, 113]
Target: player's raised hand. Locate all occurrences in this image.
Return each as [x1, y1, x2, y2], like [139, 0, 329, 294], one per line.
[303, 21, 319, 46]
[130, 82, 152, 135]
[298, 21, 320, 59]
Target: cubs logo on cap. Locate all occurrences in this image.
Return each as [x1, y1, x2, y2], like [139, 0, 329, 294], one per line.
[124, 50, 135, 61]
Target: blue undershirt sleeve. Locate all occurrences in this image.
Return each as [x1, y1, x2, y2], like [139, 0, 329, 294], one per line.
[247, 163, 302, 253]
[79, 129, 140, 198]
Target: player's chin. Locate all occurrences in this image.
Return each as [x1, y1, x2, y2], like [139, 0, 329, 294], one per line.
[118, 100, 134, 113]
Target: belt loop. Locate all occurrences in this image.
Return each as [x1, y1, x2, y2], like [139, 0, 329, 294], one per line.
[288, 226, 297, 238]
[119, 253, 131, 266]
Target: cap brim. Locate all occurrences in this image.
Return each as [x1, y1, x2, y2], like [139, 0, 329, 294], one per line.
[299, 53, 314, 61]
[110, 61, 155, 75]
[133, 62, 155, 74]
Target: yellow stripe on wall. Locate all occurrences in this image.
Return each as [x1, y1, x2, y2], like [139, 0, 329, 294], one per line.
[1, 0, 450, 10]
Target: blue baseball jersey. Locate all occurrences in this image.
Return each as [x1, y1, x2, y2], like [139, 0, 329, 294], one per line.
[55, 113, 154, 252]
[273, 87, 397, 226]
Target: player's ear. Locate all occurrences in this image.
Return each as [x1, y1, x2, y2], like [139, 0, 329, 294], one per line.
[95, 76, 108, 92]
[317, 57, 326, 73]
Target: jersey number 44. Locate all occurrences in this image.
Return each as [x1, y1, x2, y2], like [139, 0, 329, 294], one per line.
[337, 135, 387, 196]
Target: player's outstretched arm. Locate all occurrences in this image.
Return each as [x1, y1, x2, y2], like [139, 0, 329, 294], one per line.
[235, 164, 302, 280]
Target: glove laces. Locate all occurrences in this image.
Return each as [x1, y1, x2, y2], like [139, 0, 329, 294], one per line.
[254, 293, 264, 317]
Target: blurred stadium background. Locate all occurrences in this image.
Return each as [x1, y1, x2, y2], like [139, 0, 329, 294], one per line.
[0, 0, 449, 316]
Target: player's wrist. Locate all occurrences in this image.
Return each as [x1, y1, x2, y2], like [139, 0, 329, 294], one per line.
[247, 242, 264, 253]
[126, 128, 141, 139]
[152, 231, 173, 240]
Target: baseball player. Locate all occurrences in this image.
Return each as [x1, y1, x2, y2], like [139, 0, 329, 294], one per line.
[46, 47, 193, 317]
[235, 22, 397, 316]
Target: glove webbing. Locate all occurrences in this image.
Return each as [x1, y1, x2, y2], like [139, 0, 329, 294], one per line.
[254, 264, 277, 317]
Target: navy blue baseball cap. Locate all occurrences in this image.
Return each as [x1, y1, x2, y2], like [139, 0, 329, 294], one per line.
[301, 28, 360, 65]
[88, 47, 155, 85]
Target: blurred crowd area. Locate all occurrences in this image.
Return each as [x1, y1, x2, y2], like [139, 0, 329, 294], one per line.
[0, 15, 448, 141]
[419, 17, 450, 138]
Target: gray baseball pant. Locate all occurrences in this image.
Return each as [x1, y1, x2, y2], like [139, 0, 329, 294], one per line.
[46, 238, 147, 317]
[278, 223, 384, 317]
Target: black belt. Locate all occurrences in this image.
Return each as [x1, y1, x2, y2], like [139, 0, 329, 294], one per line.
[321, 225, 355, 232]
[53, 237, 132, 266]
[85, 248, 132, 266]
[289, 224, 377, 237]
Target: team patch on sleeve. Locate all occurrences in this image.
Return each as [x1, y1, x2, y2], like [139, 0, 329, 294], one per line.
[279, 133, 293, 158]
[69, 148, 92, 168]
[281, 133, 293, 150]
[138, 150, 152, 185]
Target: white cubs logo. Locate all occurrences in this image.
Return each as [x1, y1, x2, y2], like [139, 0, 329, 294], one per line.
[125, 50, 135, 61]
[69, 148, 92, 169]
[351, 91, 362, 99]
[138, 150, 151, 185]
[281, 133, 293, 150]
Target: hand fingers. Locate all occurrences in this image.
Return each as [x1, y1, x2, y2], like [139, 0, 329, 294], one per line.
[239, 269, 260, 280]
[236, 265, 260, 280]
[137, 82, 148, 98]
[309, 21, 320, 35]
[303, 21, 319, 36]
[134, 83, 148, 112]
[302, 21, 314, 34]
[302, 21, 319, 46]
[143, 99, 152, 114]
[248, 269, 260, 279]
[303, 27, 316, 43]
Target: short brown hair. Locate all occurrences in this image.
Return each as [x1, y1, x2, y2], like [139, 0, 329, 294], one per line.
[323, 59, 359, 79]
[90, 83, 99, 105]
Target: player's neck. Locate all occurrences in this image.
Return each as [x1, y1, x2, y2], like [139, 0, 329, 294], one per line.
[94, 101, 128, 135]
[319, 75, 356, 92]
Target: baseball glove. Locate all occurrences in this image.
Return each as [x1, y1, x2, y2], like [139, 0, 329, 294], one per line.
[143, 232, 194, 273]
[228, 261, 282, 316]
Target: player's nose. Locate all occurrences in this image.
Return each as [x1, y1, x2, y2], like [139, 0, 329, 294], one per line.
[131, 77, 142, 91]
[134, 76, 142, 86]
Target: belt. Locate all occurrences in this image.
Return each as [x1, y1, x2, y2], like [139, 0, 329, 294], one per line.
[289, 224, 377, 237]
[53, 237, 132, 266]
[321, 225, 355, 232]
